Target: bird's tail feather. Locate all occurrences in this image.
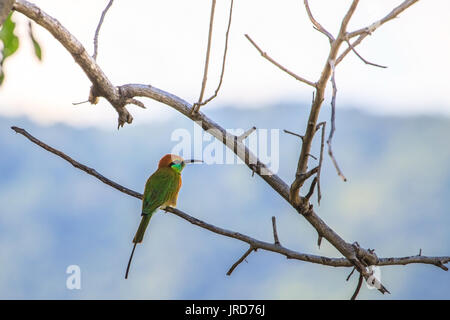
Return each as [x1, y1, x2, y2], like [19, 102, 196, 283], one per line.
[133, 213, 152, 244]
[125, 213, 153, 279]
[125, 242, 137, 279]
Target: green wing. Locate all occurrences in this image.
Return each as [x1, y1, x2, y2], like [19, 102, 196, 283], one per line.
[142, 168, 179, 215]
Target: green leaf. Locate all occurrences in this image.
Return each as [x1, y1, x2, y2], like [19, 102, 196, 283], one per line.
[28, 21, 42, 61]
[0, 12, 19, 85]
[0, 12, 19, 59]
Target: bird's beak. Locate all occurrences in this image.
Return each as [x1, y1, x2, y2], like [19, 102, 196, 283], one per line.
[185, 159, 203, 164]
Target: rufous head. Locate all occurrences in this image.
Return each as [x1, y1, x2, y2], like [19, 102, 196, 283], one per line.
[158, 154, 202, 173]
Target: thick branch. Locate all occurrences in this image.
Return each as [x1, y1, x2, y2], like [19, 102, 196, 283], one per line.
[14, 0, 135, 128]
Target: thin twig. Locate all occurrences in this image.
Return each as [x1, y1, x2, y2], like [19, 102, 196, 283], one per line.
[350, 272, 363, 300]
[272, 216, 281, 246]
[305, 177, 317, 201]
[327, 59, 347, 182]
[193, 0, 234, 112]
[226, 246, 255, 276]
[346, 267, 356, 281]
[316, 122, 326, 204]
[237, 126, 256, 142]
[245, 34, 316, 88]
[192, 0, 216, 113]
[92, 0, 114, 60]
[345, 38, 387, 68]
[303, 0, 335, 42]
[297, 167, 319, 185]
[72, 100, 89, 106]
[284, 129, 304, 140]
[317, 234, 323, 248]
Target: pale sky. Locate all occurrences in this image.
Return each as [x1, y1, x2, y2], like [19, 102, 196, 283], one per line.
[1, 0, 449, 129]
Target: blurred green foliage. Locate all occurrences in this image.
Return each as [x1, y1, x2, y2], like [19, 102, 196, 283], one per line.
[0, 12, 42, 85]
[0, 12, 19, 84]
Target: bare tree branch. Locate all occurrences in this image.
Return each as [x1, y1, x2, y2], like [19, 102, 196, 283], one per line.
[327, 59, 347, 182]
[12, 125, 450, 276]
[346, 267, 356, 281]
[9, 126, 352, 268]
[92, 0, 114, 61]
[290, 1, 358, 204]
[192, 0, 216, 113]
[245, 34, 316, 88]
[316, 121, 325, 205]
[193, 0, 234, 113]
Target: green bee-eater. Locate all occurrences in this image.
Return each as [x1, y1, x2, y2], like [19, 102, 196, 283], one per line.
[125, 154, 201, 279]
